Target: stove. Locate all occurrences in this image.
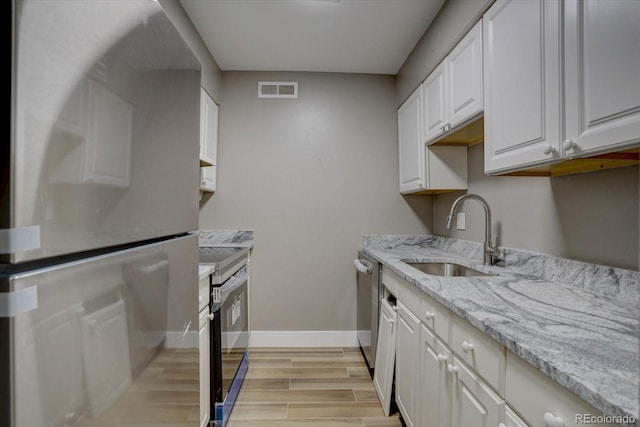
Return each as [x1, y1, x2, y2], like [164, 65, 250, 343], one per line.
[199, 246, 249, 286]
[198, 246, 250, 427]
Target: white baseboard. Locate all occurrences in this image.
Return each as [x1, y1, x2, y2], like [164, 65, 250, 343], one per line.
[165, 331, 199, 348]
[249, 330, 358, 347]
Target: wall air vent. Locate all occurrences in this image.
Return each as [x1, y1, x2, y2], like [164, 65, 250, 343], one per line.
[258, 81, 298, 99]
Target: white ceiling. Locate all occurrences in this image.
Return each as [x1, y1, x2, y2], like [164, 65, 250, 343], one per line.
[179, 0, 445, 74]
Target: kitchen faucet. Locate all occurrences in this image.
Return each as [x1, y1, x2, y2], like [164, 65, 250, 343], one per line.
[446, 194, 500, 265]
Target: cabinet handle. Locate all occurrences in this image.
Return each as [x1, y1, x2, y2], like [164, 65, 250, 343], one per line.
[543, 144, 556, 155]
[424, 310, 436, 319]
[498, 424, 506, 427]
[206, 313, 215, 320]
[562, 139, 577, 151]
[543, 412, 564, 427]
[446, 122, 451, 132]
[462, 340, 475, 353]
[446, 364, 458, 375]
[392, 305, 398, 312]
[436, 353, 448, 363]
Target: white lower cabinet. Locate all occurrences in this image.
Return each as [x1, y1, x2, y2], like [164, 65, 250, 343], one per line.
[380, 265, 618, 427]
[199, 306, 211, 427]
[419, 324, 451, 427]
[505, 350, 617, 427]
[450, 355, 504, 427]
[502, 405, 529, 427]
[373, 297, 397, 417]
[395, 302, 421, 427]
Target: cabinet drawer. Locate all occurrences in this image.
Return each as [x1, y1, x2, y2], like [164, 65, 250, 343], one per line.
[451, 314, 505, 394]
[506, 351, 617, 427]
[382, 267, 422, 316]
[382, 266, 451, 341]
[420, 291, 451, 341]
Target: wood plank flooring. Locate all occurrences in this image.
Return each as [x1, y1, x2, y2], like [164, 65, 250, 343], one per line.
[76, 348, 200, 426]
[227, 347, 403, 427]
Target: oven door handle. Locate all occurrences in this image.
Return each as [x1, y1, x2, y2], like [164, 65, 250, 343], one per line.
[354, 259, 372, 275]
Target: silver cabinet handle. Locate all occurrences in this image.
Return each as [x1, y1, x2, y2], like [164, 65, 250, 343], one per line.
[562, 139, 577, 151]
[354, 259, 372, 275]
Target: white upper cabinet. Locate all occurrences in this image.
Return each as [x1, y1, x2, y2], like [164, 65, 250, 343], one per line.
[200, 88, 218, 192]
[398, 87, 424, 193]
[424, 20, 483, 144]
[483, 0, 562, 174]
[423, 63, 448, 143]
[398, 87, 468, 194]
[484, 0, 640, 174]
[563, 0, 640, 157]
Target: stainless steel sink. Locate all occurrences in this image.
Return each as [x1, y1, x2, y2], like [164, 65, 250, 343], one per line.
[405, 262, 488, 277]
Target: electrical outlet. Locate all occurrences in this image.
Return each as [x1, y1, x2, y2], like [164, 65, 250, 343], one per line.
[456, 212, 466, 230]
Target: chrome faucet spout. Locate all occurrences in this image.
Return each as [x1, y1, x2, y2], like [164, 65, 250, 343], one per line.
[446, 194, 499, 265]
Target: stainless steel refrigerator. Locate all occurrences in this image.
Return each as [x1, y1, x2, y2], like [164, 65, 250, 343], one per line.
[2, 1, 202, 425]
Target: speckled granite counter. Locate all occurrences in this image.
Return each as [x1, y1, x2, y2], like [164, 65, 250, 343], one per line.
[363, 235, 639, 427]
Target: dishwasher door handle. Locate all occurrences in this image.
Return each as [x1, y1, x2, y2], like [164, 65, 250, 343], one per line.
[354, 259, 372, 275]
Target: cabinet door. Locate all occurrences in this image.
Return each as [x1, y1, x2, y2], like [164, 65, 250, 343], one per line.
[199, 309, 211, 427]
[84, 80, 133, 187]
[373, 298, 397, 417]
[200, 88, 218, 165]
[395, 302, 421, 427]
[451, 356, 504, 427]
[200, 88, 218, 192]
[483, 0, 562, 174]
[503, 405, 528, 427]
[419, 324, 451, 427]
[423, 62, 448, 143]
[446, 19, 483, 130]
[398, 87, 425, 193]
[81, 300, 132, 417]
[563, 0, 640, 157]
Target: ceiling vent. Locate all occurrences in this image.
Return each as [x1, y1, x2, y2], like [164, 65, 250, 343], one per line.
[258, 81, 298, 99]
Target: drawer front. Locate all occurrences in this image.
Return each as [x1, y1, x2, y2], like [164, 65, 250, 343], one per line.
[506, 351, 618, 427]
[451, 314, 505, 394]
[420, 292, 451, 341]
[382, 267, 421, 319]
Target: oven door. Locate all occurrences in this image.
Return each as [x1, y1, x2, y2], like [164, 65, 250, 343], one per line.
[211, 266, 249, 404]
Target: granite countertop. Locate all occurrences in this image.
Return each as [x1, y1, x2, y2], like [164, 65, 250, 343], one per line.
[363, 235, 639, 427]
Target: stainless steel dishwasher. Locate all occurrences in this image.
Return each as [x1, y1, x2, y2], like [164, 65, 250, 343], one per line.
[354, 251, 381, 375]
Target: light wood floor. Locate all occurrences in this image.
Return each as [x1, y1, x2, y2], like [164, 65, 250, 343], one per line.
[227, 347, 403, 427]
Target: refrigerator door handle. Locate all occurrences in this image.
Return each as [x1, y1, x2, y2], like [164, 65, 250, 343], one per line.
[0, 286, 38, 317]
[0, 226, 41, 254]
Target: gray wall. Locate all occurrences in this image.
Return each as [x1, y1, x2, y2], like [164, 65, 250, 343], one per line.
[160, 0, 223, 103]
[433, 144, 639, 270]
[396, 0, 493, 106]
[199, 71, 432, 331]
